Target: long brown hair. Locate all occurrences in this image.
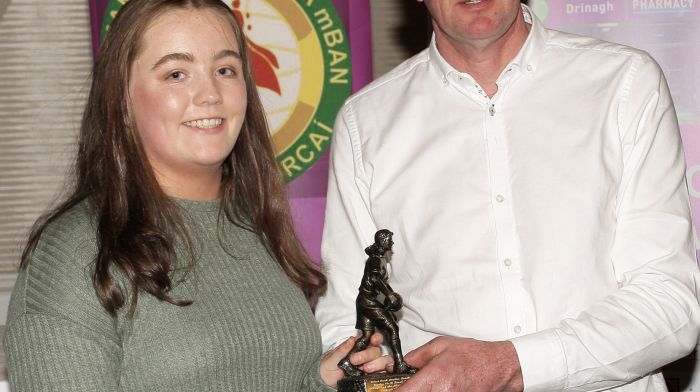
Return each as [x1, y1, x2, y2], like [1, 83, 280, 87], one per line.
[20, 0, 325, 315]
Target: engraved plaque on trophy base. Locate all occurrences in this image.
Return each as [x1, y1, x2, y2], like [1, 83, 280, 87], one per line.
[337, 373, 412, 392]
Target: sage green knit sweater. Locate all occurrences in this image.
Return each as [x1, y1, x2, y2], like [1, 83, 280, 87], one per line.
[4, 199, 333, 392]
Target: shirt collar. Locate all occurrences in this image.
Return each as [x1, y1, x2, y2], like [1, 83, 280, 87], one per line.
[428, 4, 547, 84]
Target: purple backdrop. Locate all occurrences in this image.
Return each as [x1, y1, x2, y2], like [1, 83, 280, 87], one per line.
[287, 0, 373, 263]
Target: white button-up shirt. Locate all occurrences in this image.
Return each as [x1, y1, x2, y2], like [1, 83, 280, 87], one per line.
[316, 5, 700, 392]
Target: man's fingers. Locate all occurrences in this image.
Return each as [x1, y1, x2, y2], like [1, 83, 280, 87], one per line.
[404, 339, 441, 369]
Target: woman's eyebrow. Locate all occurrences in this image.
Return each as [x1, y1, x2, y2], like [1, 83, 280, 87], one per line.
[151, 49, 241, 70]
[151, 52, 194, 70]
[213, 49, 241, 61]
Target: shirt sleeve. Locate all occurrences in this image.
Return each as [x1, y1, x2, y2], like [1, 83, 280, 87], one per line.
[511, 54, 700, 391]
[4, 220, 122, 391]
[315, 103, 378, 352]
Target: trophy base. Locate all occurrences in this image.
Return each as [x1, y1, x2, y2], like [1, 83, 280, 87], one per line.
[337, 373, 412, 392]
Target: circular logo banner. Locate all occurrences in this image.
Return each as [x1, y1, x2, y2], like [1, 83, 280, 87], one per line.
[101, 0, 352, 182]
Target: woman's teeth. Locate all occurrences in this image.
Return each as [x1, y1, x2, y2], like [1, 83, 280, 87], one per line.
[184, 118, 222, 129]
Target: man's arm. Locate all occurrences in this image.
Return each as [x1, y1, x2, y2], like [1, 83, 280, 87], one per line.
[510, 54, 700, 392]
[316, 103, 378, 352]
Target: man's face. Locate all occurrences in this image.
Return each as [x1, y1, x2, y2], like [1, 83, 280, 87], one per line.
[423, 0, 524, 48]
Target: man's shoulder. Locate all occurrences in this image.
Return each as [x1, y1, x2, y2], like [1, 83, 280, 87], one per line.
[544, 27, 652, 64]
[345, 48, 431, 107]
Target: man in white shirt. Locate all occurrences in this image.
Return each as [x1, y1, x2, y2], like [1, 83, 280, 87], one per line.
[315, 1, 700, 391]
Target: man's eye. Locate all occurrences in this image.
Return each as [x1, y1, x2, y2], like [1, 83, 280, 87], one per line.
[168, 71, 185, 80]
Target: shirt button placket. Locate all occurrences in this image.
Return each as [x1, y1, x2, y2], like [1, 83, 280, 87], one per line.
[484, 96, 530, 340]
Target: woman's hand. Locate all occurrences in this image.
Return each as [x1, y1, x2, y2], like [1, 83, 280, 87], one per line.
[320, 333, 394, 388]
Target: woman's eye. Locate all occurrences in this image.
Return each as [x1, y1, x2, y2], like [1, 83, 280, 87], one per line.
[168, 71, 185, 80]
[217, 67, 236, 77]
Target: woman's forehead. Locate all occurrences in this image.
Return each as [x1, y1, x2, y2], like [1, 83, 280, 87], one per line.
[139, 7, 239, 54]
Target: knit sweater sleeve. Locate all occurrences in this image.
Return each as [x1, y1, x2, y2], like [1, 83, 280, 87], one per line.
[4, 207, 122, 392]
[301, 356, 335, 392]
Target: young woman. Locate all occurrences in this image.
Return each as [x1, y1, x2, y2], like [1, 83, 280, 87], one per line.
[4, 0, 385, 390]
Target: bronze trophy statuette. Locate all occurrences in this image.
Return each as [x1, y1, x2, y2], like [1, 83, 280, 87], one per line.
[337, 229, 418, 392]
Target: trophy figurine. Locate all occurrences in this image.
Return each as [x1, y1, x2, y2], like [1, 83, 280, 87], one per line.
[337, 229, 418, 392]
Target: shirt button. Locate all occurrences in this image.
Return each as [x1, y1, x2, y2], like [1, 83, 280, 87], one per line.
[442, 75, 448, 85]
[513, 325, 522, 334]
[495, 194, 504, 203]
[503, 258, 512, 267]
[527, 64, 534, 71]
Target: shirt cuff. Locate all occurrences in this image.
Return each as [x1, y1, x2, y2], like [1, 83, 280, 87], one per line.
[510, 329, 567, 392]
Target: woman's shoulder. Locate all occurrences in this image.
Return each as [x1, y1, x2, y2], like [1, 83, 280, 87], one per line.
[8, 200, 111, 330]
[37, 200, 98, 259]
[22, 200, 100, 290]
